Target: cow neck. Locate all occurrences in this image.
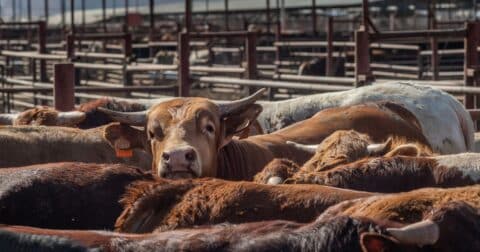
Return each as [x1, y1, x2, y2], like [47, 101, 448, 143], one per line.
[217, 139, 272, 181]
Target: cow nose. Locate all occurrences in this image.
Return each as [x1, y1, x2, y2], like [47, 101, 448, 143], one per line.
[162, 147, 196, 166]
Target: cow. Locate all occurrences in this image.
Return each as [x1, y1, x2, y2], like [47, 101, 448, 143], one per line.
[0, 98, 147, 129]
[256, 82, 474, 154]
[99, 89, 436, 181]
[112, 82, 472, 154]
[319, 185, 480, 226]
[0, 162, 152, 230]
[114, 178, 374, 233]
[0, 123, 151, 169]
[255, 129, 434, 185]
[0, 201, 477, 252]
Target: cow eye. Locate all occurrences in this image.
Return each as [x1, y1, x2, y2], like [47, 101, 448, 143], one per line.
[148, 130, 155, 140]
[205, 124, 215, 134]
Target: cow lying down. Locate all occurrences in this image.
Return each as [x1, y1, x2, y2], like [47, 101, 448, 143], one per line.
[0, 163, 152, 230]
[0, 123, 151, 169]
[0, 201, 477, 252]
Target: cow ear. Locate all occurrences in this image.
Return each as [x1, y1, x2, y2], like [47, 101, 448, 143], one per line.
[220, 104, 262, 148]
[103, 123, 147, 157]
[360, 233, 401, 252]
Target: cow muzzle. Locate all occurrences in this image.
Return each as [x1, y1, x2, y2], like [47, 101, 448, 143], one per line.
[158, 146, 201, 179]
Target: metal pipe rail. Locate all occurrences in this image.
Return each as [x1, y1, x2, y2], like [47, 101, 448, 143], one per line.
[370, 28, 467, 41]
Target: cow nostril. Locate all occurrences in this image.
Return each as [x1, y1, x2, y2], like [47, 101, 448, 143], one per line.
[185, 151, 196, 162]
[162, 153, 170, 161]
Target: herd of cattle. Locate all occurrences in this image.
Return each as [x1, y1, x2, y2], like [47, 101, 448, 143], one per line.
[0, 82, 479, 251]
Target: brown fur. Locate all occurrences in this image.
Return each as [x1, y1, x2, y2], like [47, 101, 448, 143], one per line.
[319, 185, 480, 224]
[253, 159, 300, 184]
[137, 100, 431, 180]
[0, 162, 153, 230]
[114, 178, 375, 233]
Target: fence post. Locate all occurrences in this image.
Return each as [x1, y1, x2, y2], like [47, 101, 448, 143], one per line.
[245, 32, 258, 95]
[54, 63, 75, 111]
[38, 21, 47, 82]
[123, 33, 133, 89]
[178, 32, 190, 97]
[354, 26, 372, 87]
[465, 21, 480, 110]
[326, 16, 334, 76]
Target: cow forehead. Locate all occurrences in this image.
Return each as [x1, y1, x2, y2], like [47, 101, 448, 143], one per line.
[148, 98, 220, 127]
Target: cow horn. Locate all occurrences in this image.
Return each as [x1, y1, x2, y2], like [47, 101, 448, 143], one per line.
[56, 111, 87, 126]
[286, 141, 318, 154]
[267, 176, 284, 185]
[367, 138, 393, 155]
[386, 220, 440, 246]
[216, 88, 266, 116]
[97, 107, 148, 126]
[0, 113, 19, 125]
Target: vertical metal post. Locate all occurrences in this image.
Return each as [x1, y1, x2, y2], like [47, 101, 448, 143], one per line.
[246, 32, 258, 94]
[44, 0, 49, 24]
[54, 63, 75, 112]
[355, 28, 372, 87]
[61, 0, 66, 30]
[465, 22, 480, 109]
[362, 0, 369, 32]
[224, 0, 229, 31]
[70, 0, 75, 35]
[102, 0, 107, 32]
[124, 0, 129, 32]
[185, 0, 192, 32]
[429, 0, 439, 81]
[66, 34, 75, 60]
[326, 16, 334, 76]
[179, 32, 190, 97]
[280, 0, 285, 32]
[311, 0, 317, 36]
[81, 0, 86, 32]
[266, 0, 271, 34]
[12, 0, 16, 21]
[27, 0, 32, 21]
[123, 33, 133, 87]
[38, 21, 47, 82]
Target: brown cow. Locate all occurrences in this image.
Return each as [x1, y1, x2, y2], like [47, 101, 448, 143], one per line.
[114, 178, 374, 233]
[319, 185, 480, 225]
[0, 162, 152, 230]
[100, 89, 430, 181]
[1, 201, 477, 252]
[0, 98, 147, 129]
[0, 123, 151, 169]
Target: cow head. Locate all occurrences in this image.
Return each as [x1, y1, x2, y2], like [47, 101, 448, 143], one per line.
[99, 89, 265, 179]
[0, 107, 86, 127]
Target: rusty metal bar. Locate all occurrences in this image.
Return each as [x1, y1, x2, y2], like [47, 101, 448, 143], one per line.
[326, 16, 334, 76]
[362, 0, 369, 32]
[38, 21, 47, 82]
[355, 28, 372, 87]
[149, 0, 155, 57]
[178, 32, 190, 97]
[185, 0, 192, 32]
[27, 0, 32, 22]
[370, 29, 466, 41]
[245, 32, 258, 94]
[465, 22, 480, 109]
[190, 31, 252, 38]
[54, 63, 75, 111]
[73, 33, 130, 40]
